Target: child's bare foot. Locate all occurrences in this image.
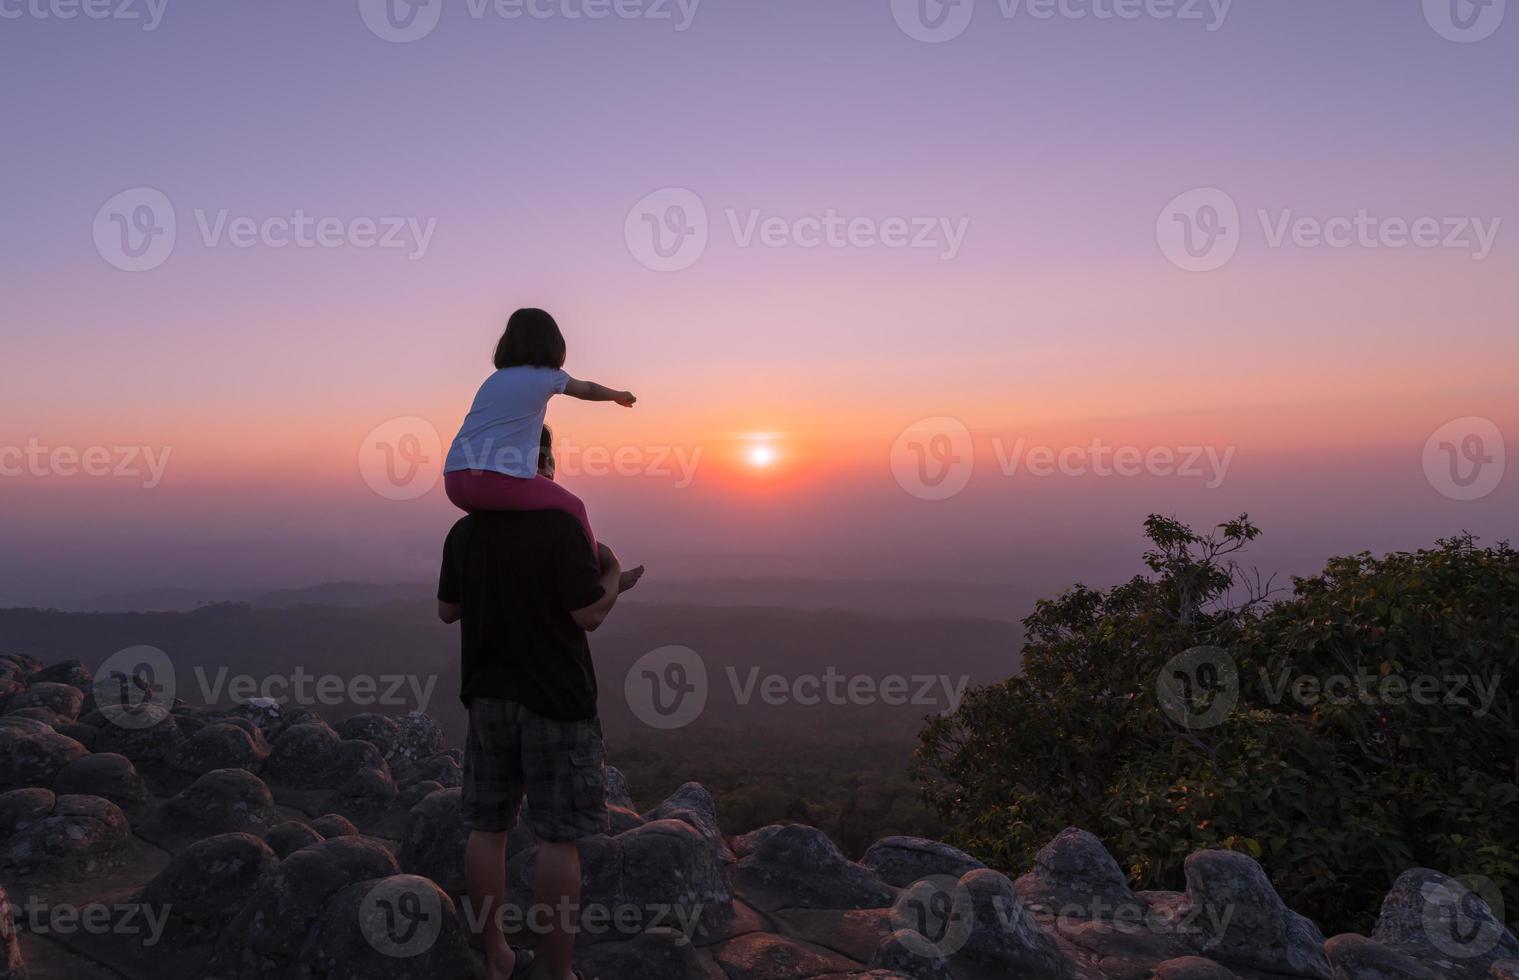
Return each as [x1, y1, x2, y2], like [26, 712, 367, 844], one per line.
[619, 565, 645, 594]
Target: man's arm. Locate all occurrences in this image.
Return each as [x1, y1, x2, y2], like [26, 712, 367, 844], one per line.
[564, 378, 636, 407]
[569, 544, 623, 632]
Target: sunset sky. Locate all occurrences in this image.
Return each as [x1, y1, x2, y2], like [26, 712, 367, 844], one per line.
[2, 0, 1514, 606]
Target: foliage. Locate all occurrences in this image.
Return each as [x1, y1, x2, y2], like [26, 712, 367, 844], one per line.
[914, 517, 1519, 934]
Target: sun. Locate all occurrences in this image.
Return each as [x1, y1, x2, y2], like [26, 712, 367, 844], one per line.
[746, 443, 778, 468]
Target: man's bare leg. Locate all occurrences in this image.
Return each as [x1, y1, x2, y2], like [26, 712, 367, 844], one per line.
[465, 830, 516, 980]
[531, 839, 581, 980]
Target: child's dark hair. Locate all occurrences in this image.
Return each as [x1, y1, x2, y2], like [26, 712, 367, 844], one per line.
[494, 308, 567, 370]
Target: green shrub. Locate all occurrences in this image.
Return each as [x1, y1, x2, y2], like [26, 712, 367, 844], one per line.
[914, 517, 1518, 934]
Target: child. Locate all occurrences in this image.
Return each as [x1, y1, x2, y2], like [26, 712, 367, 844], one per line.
[443, 308, 635, 556]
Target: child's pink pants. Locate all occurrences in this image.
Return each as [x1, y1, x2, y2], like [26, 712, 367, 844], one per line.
[444, 470, 597, 555]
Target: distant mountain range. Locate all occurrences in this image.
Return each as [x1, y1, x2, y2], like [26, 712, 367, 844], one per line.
[36, 576, 1049, 623]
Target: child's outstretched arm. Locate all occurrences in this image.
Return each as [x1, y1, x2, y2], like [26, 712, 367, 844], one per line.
[564, 378, 636, 407]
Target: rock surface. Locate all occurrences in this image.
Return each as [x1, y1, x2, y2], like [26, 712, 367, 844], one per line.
[0, 653, 1509, 980]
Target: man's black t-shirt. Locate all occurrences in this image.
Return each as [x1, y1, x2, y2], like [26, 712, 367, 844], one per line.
[437, 511, 606, 721]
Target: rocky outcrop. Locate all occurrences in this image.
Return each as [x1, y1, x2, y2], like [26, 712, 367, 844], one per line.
[0, 655, 1511, 980]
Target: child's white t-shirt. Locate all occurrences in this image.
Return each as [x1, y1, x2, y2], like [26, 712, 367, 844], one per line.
[445, 366, 570, 478]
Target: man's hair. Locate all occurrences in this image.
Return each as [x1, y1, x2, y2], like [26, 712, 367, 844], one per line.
[494, 308, 567, 370]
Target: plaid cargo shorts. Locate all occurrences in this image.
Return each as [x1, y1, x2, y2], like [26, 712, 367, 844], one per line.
[461, 697, 610, 842]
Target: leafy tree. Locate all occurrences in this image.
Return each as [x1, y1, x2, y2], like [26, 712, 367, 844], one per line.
[914, 517, 1518, 934]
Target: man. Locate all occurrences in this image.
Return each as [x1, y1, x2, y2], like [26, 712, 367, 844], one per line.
[438, 427, 643, 980]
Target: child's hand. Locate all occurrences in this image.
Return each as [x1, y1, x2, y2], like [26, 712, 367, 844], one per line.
[615, 391, 637, 407]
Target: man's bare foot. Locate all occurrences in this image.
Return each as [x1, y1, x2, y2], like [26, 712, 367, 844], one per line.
[618, 565, 645, 594]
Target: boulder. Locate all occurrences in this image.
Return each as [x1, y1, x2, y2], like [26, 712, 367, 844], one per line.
[606, 764, 635, 810]
[1324, 933, 1443, 979]
[140, 768, 281, 845]
[0, 790, 132, 876]
[863, 836, 987, 889]
[397, 788, 468, 894]
[265, 820, 325, 859]
[321, 767, 399, 821]
[1169, 850, 1331, 980]
[261, 723, 343, 789]
[644, 782, 734, 860]
[1014, 828, 1137, 917]
[92, 705, 185, 768]
[5, 682, 84, 723]
[388, 712, 444, 766]
[732, 824, 896, 912]
[1370, 869, 1519, 980]
[164, 722, 269, 777]
[300, 874, 474, 980]
[870, 927, 955, 979]
[138, 832, 279, 945]
[27, 660, 93, 692]
[51, 752, 148, 810]
[952, 868, 1074, 979]
[713, 931, 861, 980]
[211, 836, 402, 978]
[0, 729, 88, 792]
[334, 713, 400, 756]
[311, 813, 360, 839]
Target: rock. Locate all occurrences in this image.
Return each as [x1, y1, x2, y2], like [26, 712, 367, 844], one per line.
[871, 927, 956, 979]
[619, 818, 735, 925]
[1324, 933, 1443, 979]
[0, 790, 132, 876]
[713, 931, 861, 980]
[141, 768, 281, 845]
[395, 779, 443, 811]
[1014, 828, 1137, 918]
[1153, 955, 1240, 979]
[577, 928, 728, 980]
[952, 868, 1074, 979]
[211, 836, 402, 978]
[863, 836, 987, 889]
[388, 712, 443, 766]
[394, 753, 461, 789]
[164, 723, 269, 777]
[0, 717, 51, 737]
[0, 883, 23, 980]
[265, 820, 325, 858]
[731, 823, 784, 859]
[5, 682, 83, 723]
[732, 824, 896, 912]
[1171, 850, 1331, 980]
[397, 788, 468, 894]
[92, 705, 185, 768]
[27, 660, 93, 692]
[230, 698, 287, 741]
[311, 813, 360, 839]
[51, 752, 148, 810]
[261, 723, 342, 789]
[138, 833, 279, 944]
[0, 730, 88, 792]
[55, 722, 99, 750]
[0, 654, 42, 679]
[645, 782, 734, 860]
[1493, 961, 1519, 980]
[768, 907, 892, 962]
[606, 764, 635, 810]
[1370, 869, 1519, 980]
[300, 874, 474, 980]
[334, 713, 399, 756]
[321, 767, 398, 820]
